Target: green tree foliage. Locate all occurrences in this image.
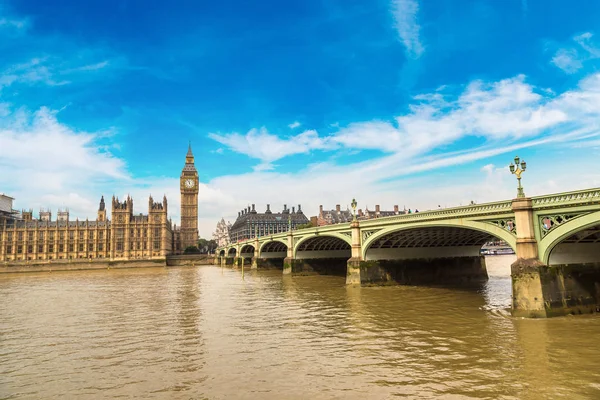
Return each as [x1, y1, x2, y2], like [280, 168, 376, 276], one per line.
[184, 245, 201, 254]
[197, 238, 218, 254]
[295, 222, 314, 230]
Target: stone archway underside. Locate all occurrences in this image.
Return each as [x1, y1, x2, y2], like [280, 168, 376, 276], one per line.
[369, 227, 496, 248]
[261, 241, 287, 253]
[365, 227, 498, 261]
[548, 224, 600, 265]
[297, 236, 351, 252]
[240, 245, 255, 254]
[558, 225, 600, 244]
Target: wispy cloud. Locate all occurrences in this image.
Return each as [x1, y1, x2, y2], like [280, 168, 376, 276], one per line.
[1, 57, 70, 88]
[288, 121, 301, 129]
[208, 127, 335, 168]
[61, 60, 110, 73]
[0, 57, 115, 91]
[390, 0, 424, 59]
[0, 16, 28, 30]
[551, 32, 600, 74]
[208, 72, 600, 187]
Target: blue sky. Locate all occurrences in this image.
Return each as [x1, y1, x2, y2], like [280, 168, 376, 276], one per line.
[1, 0, 600, 237]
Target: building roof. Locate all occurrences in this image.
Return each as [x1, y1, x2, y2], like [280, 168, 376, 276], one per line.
[231, 210, 308, 231]
[321, 209, 353, 224]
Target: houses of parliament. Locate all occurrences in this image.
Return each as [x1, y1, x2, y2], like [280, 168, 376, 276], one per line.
[0, 146, 199, 263]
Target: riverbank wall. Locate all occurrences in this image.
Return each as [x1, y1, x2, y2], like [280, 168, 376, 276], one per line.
[0, 258, 168, 273]
[0, 254, 215, 273]
[165, 255, 215, 266]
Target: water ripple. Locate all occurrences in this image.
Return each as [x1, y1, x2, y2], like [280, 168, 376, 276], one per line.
[1, 258, 600, 399]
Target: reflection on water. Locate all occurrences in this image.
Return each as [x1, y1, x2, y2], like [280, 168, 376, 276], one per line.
[1, 255, 600, 399]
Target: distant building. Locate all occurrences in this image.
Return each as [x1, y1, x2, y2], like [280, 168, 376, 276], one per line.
[213, 217, 232, 247]
[0, 194, 18, 225]
[360, 205, 403, 219]
[318, 204, 405, 226]
[317, 204, 353, 226]
[0, 146, 200, 262]
[0, 195, 173, 262]
[229, 204, 309, 243]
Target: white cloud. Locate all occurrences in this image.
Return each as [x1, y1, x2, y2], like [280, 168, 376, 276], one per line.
[288, 121, 301, 129]
[551, 32, 600, 74]
[61, 61, 110, 73]
[1, 57, 114, 92]
[1, 57, 70, 88]
[208, 127, 335, 165]
[332, 75, 568, 154]
[0, 104, 129, 218]
[552, 48, 583, 74]
[0, 17, 27, 30]
[390, 0, 424, 59]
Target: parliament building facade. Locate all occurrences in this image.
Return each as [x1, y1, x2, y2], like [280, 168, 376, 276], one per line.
[0, 146, 199, 262]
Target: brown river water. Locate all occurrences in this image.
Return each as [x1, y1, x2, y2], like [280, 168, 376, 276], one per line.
[1, 255, 600, 399]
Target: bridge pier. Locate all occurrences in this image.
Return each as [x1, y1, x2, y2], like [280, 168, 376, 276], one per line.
[234, 257, 245, 268]
[346, 220, 363, 284]
[283, 232, 293, 275]
[287, 258, 348, 276]
[347, 257, 488, 286]
[256, 257, 284, 269]
[510, 197, 600, 317]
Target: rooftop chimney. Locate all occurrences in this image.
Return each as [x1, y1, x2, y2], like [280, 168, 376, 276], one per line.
[336, 204, 341, 213]
[252, 204, 255, 213]
[375, 205, 380, 214]
[394, 205, 399, 214]
[292, 206, 295, 213]
[319, 205, 323, 214]
[298, 204, 302, 213]
[266, 204, 271, 214]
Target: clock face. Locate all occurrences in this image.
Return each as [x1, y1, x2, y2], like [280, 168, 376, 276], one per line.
[185, 179, 195, 188]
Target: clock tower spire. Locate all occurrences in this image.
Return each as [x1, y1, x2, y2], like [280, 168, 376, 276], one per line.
[180, 142, 199, 250]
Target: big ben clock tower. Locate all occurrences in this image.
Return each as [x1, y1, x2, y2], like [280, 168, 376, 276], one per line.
[180, 143, 199, 249]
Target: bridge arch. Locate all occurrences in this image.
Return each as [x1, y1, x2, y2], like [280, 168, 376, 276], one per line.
[240, 244, 255, 254]
[293, 234, 351, 259]
[259, 239, 288, 258]
[362, 220, 517, 260]
[218, 249, 225, 257]
[227, 247, 237, 256]
[538, 210, 600, 265]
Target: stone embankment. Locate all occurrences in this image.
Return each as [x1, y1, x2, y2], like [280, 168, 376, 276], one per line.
[0, 255, 214, 273]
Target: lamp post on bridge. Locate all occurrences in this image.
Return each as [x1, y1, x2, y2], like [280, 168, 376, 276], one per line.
[351, 198, 357, 221]
[509, 156, 527, 198]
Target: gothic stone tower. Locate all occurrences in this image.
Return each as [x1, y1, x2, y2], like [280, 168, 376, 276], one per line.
[180, 143, 199, 249]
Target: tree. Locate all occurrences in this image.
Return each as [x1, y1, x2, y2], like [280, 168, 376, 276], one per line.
[295, 222, 314, 230]
[197, 238, 219, 254]
[184, 245, 201, 254]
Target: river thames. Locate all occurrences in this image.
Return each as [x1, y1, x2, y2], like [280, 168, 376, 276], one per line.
[1, 256, 599, 399]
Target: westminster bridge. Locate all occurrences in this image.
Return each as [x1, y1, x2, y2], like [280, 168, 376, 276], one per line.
[216, 188, 600, 318]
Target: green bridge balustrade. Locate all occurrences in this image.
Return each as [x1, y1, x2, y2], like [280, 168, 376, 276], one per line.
[217, 188, 600, 318]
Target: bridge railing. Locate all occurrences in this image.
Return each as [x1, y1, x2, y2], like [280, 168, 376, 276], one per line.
[359, 200, 513, 227]
[215, 187, 600, 253]
[531, 188, 600, 208]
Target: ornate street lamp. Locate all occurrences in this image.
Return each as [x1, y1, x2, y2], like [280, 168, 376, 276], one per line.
[351, 198, 357, 221]
[509, 155, 527, 198]
[288, 214, 292, 232]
